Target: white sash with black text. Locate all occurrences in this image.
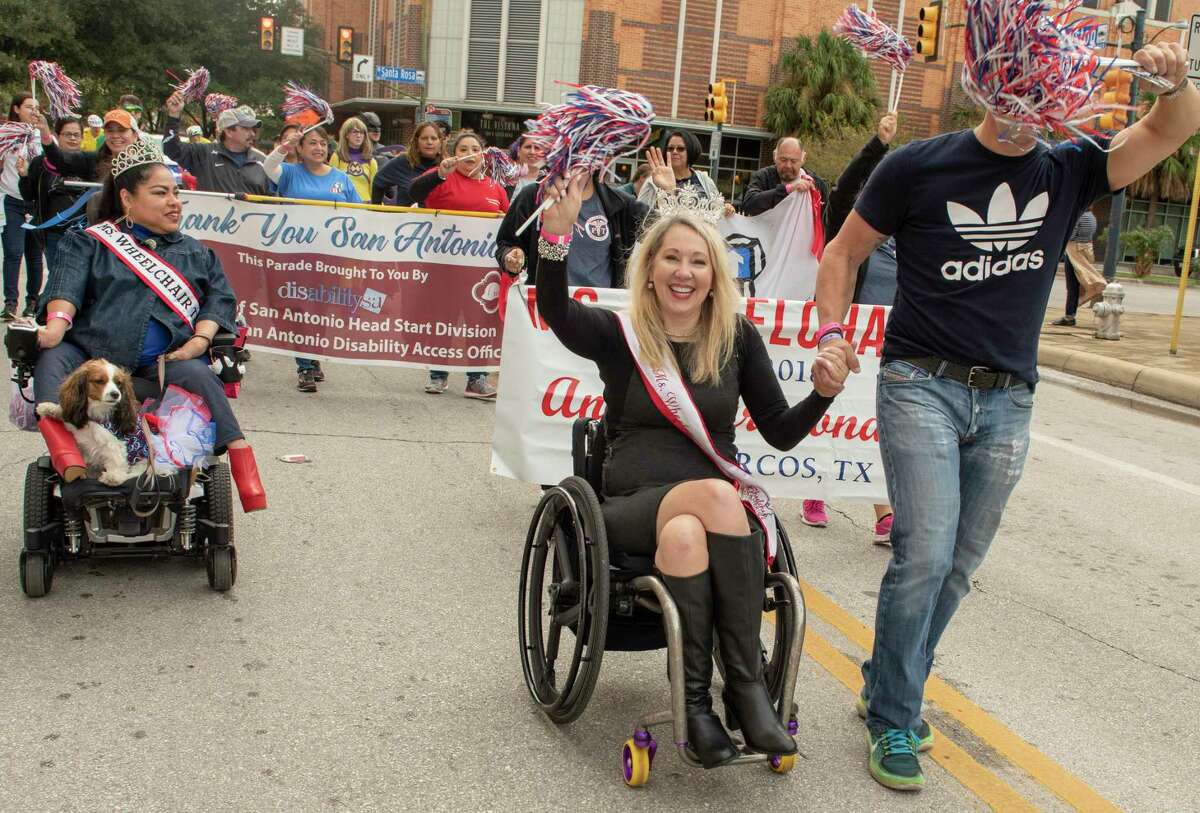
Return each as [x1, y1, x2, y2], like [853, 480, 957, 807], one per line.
[615, 312, 780, 563]
[85, 221, 200, 329]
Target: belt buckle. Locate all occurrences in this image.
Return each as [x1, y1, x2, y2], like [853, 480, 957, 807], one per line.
[966, 366, 992, 389]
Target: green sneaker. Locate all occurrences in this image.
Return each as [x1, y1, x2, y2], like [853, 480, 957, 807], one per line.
[857, 686, 933, 752]
[867, 726, 925, 791]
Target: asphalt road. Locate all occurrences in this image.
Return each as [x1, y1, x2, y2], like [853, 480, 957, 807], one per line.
[2, 354, 1197, 812]
[1046, 267, 1200, 317]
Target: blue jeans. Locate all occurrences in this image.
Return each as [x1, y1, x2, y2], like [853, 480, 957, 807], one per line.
[430, 370, 487, 383]
[42, 230, 65, 279]
[3, 196, 43, 305]
[862, 360, 1033, 732]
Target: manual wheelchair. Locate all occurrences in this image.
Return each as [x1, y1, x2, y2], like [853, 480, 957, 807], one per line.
[6, 322, 249, 598]
[518, 417, 807, 787]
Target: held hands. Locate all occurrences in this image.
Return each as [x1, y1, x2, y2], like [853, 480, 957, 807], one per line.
[878, 112, 898, 145]
[164, 336, 210, 362]
[811, 338, 860, 398]
[1134, 42, 1189, 96]
[542, 172, 588, 237]
[645, 147, 676, 193]
[165, 91, 185, 119]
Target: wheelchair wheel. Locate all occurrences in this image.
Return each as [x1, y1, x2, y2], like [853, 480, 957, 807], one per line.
[200, 463, 237, 592]
[206, 545, 236, 592]
[20, 461, 59, 598]
[518, 476, 610, 724]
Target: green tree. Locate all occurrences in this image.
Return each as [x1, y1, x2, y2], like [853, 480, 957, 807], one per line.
[764, 31, 880, 143]
[1, 0, 326, 131]
[1130, 132, 1200, 228]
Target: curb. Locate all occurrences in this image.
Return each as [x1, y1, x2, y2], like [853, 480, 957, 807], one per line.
[1038, 345, 1200, 410]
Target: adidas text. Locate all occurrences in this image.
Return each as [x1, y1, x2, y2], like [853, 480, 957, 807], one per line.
[941, 250, 1044, 281]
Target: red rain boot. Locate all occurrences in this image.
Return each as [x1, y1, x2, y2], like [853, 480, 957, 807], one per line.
[38, 417, 87, 482]
[227, 446, 267, 512]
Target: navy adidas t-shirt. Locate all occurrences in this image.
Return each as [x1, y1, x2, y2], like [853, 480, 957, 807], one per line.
[854, 130, 1111, 383]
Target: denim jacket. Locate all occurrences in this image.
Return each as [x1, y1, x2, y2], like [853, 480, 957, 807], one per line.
[38, 225, 237, 369]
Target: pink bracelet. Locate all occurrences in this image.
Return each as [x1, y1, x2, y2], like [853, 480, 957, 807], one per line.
[815, 322, 844, 343]
[47, 310, 74, 327]
[539, 227, 572, 245]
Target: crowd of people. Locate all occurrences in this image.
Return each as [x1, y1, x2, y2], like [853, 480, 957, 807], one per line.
[5, 36, 1198, 795]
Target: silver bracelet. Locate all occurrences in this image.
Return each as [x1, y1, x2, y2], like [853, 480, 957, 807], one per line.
[1160, 77, 1191, 99]
[537, 236, 570, 262]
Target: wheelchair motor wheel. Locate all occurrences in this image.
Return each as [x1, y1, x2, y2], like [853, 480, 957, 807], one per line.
[20, 461, 61, 598]
[518, 476, 610, 724]
[206, 545, 236, 592]
[199, 463, 237, 592]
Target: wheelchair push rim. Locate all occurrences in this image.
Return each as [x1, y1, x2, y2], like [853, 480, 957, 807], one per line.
[518, 476, 610, 724]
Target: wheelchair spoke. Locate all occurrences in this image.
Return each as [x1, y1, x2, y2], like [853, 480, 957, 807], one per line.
[553, 603, 581, 628]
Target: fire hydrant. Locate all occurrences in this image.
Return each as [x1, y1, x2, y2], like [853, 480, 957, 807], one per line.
[1092, 282, 1125, 340]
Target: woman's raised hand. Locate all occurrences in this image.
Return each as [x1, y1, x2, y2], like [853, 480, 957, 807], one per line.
[646, 146, 675, 193]
[541, 172, 587, 237]
[165, 91, 185, 119]
[438, 156, 458, 178]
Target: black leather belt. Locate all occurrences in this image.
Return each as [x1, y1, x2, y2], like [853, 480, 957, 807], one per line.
[901, 357, 1017, 390]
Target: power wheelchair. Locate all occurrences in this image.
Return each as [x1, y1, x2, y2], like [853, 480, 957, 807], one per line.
[6, 322, 249, 598]
[518, 417, 807, 786]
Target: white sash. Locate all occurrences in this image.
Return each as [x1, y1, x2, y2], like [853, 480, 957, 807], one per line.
[615, 312, 779, 563]
[86, 221, 200, 329]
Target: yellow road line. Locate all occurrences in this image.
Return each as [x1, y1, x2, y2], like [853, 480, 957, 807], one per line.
[798, 579, 1122, 813]
[803, 629, 1040, 812]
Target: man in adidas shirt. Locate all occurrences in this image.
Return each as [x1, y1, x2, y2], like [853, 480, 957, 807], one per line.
[812, 42, 1200, 793]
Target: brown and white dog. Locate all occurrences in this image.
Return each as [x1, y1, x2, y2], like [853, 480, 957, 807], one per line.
[36, 359, 148, 485]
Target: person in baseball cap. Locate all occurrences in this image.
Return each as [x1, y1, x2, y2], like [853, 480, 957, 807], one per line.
[82, 114, 104, 151]
[161, 93, 270, 195]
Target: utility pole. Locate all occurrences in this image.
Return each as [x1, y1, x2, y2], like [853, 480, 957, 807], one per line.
[1103, 7, 1146, 281]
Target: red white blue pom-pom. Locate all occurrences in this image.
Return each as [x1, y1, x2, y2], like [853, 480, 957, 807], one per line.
[0, 122, 40, 160]
[961, 0, 1119, 137]
[204, 93, 239, 116]
[833, 5, 914, 74]
[173, 67, 211, 104]
[281, 82, 333, 125]
[28, 61, 81, 119]
[524, 84, 655, 195]
[482, 147, 521, 186]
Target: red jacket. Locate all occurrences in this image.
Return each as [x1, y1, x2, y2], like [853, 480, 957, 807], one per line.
[410, 168, 509, 214]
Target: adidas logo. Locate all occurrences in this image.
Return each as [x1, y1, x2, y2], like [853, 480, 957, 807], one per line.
[942, 183, 1048, 281]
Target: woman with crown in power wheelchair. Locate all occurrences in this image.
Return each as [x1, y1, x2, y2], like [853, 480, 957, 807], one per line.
[522, 173, 851, 782]
[14, 137, 264, 595]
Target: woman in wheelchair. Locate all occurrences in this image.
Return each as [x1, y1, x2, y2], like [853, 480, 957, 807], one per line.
[30, 137, 266, 512]
[536, 174, 849, 767]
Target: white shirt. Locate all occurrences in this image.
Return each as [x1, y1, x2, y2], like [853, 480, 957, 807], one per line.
[1, 142, 42, 200]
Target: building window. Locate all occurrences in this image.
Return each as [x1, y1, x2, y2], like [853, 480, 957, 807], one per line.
[466, 0, 542, 104]
[1149, 0, 1171, 22]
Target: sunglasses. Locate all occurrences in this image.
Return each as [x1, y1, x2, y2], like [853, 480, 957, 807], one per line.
[124, 105, 144, 114]
[665, 146, 687, 153]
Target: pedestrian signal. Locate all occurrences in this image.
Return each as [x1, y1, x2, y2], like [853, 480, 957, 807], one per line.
[1099, 70, 1132, 130]
[916, 1, 942, 62]
[706, 81, 728, 125]
[337, 27, 355, 64]
[259, 16, 276, 52]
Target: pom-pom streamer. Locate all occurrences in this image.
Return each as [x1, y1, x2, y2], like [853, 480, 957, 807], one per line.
[834, 6, 913, 75]
[515, 83, 655, 234]
[28, 61, 81, 119]
[204, 93, 239, 116]
[482, 147, 522, 186]
[0, 122, 40, 161]
[173, 67, 211, 104]
[282, 82, 334, 134]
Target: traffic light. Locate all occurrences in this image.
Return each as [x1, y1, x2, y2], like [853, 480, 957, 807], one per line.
[1099, 70, 1132, 130]
[337, 26, 355, 64]
[706, 81, 728, 125]
[259, 16, 275, 51]
[916, 1, 942, 62]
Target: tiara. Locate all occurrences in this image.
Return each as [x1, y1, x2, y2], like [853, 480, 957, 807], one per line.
[653, 185, 727, 225]
[111, 136, 165, 178]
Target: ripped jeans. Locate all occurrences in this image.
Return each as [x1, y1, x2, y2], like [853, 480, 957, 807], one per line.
[862, 360, 1033, 732]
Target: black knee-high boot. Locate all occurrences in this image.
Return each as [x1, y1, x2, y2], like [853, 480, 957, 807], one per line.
[707, 530, 797, 756]
[660, 570, 740, 768]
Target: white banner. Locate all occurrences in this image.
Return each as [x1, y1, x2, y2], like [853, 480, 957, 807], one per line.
[719, 193, 820, 301]
[491, 286, 890, 503]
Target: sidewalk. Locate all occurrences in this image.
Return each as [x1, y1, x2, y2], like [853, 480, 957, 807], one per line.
[1039, 302, 1200, 410]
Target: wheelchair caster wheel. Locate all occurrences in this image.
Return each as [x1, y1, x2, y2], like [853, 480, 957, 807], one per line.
[769, 753, 797, 774]
[206, 546, 236, 592]
[622, 733, 655, 787]
[19, 550, 53, 598]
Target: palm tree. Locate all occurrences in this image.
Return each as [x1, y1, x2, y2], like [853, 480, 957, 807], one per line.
[764, 31, 879, 142]
[1131, 133, 1199, 228]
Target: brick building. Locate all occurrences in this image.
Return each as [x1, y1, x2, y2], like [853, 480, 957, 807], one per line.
[301, 0, 1198, 204]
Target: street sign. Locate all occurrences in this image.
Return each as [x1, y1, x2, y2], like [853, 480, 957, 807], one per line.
[280, 26, 304, 57]
[375, 65, 426, 85]
[708, 126, 722, 168]
[352, 55, 375, 83]
[1189, 15, 1200, 87]
[1079, 23, 1108, 50]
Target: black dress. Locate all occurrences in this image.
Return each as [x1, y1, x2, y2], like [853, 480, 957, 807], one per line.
[537, 256, 833, 555]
